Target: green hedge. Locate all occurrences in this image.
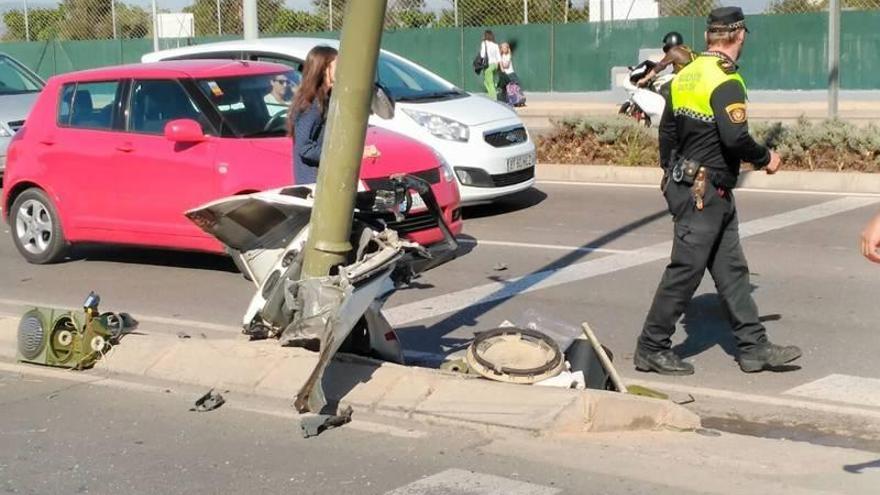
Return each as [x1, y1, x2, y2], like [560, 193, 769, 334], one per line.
[538, 116, 880, 172]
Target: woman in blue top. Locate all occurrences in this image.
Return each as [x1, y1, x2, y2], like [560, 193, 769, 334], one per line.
[288, 46, 336, 184]
[288, 46, 379, 184]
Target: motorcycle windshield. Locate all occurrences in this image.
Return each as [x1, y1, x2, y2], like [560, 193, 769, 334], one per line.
[185, 186, 316, 252]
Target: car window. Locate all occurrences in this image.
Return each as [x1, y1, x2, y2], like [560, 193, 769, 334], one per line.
[0, 55, 43, 95]
[195, 70, 296, 138]
[57, 84, 76, 125]
[128, 79, 204, 135]
[375, 53, 465, 102]
[60, 81, 121, 130]
[251, 55, 303, 83]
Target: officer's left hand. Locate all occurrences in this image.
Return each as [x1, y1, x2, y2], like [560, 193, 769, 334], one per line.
[861, 211, 880, 263]
[765, 151, 781, 175]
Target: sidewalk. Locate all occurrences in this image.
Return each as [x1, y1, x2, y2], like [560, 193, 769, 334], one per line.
[517, 91, 880, 128]
[0, 315, 698, 436]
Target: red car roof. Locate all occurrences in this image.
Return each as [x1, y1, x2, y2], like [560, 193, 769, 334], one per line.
[50, 60, 290, 83]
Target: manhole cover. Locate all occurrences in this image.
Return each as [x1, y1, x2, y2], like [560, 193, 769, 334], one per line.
[466, 328, 564, 384]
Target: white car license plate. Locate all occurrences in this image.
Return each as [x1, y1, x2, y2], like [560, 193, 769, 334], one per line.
[507, 152, 535, 173]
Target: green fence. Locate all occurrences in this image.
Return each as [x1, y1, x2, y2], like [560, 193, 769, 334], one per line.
[2, 12, 879, 91]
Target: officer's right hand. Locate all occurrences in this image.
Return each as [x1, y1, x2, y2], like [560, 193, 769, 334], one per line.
[765, 151, 781, 175]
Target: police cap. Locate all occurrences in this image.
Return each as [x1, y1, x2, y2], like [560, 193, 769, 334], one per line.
[707, 6, 749, 33]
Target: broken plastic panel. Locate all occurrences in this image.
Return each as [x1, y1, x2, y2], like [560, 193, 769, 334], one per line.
[186, 175, 458, 413]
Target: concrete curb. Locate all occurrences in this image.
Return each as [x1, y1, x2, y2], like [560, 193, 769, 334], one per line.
[537, 164, 880, 194]
[0, 316, 700, 435]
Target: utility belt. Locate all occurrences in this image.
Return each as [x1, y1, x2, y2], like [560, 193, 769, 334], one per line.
[666, 156, 737, 211]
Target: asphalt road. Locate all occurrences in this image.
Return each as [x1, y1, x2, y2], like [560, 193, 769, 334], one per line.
[2, 369, 878, 495]
[2, 181, 880, 436]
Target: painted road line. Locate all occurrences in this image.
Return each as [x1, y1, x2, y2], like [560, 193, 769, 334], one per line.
[629, 378, 880, 421]
[783, 374, 880, 409]
[386, 196, 880, 327]
[0, 297, 241, 334]
[383, 468, 561, 495]
[538, 180, 880, 197]
[456, 238, 630, 254]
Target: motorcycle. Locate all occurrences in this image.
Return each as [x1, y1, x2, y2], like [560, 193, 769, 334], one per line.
[619, 60, 674, 128]
[185, 175, 458, 414]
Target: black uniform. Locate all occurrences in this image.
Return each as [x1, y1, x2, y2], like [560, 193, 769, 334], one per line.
[637, 51, 771, 355]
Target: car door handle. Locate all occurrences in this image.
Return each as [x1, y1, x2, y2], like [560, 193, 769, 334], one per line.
[116, 143, 134, 152]
[39, 138, 55, 146]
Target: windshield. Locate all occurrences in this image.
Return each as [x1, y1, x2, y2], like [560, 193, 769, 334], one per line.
[0, 55, 44, 95]
[196, 70, 298, 138]
[376, 53, 465, 102]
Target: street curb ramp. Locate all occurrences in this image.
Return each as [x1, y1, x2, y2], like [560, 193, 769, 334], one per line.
[0, 317, 700, 435]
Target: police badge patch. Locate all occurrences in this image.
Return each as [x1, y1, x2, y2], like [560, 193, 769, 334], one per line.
[725, 103, 747, 124]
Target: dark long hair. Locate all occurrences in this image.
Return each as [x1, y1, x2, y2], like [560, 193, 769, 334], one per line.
[288, 45, 338, 135]
[483, 30, 495, 42]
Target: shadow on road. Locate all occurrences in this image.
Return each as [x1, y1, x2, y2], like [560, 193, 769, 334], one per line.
[66, 244, 239, 273]
[397, 208, 669, 362]
[844, 459, 880, 474]
[462, 187, 548, 220]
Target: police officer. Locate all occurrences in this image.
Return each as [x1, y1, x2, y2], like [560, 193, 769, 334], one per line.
[634, 6, 802, 375]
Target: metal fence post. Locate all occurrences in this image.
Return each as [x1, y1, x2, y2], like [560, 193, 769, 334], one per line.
[524, 0, 528, 24]
[111, 0, 118, 39]
[564, 0, 568, 23]
[151, 0, 159, 51]
[330, 0, 334, 30]
[243, 0, 258, 39]
[828, 0, 840, 119]
[216, 0, 222, 35]
[454, 0, 458, 27]
[23, 0, 30, 41]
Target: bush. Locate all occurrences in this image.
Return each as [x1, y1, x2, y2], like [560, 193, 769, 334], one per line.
[536, 116, 657, 167]
[752, 119, 880, 172]
[538, 116, 880, 172]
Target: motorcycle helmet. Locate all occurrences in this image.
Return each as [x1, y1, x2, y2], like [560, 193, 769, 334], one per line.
[662, 31, 684, 53]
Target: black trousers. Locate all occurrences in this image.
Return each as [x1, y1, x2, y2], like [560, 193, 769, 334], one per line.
[638, 178, 768, 353]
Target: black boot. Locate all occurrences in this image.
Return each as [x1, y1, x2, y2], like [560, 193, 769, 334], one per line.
[739, 342, 802, 373]
[634, 347, 695, 376]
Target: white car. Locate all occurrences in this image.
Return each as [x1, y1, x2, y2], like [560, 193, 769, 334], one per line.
[141, 37, 536, 205]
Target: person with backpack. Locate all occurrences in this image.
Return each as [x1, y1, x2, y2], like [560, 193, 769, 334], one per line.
[499, 42, 526, 107]
[476, 30, 501, 100]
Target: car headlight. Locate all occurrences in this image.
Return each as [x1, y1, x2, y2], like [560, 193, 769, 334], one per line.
[431, 150, 455, 183]
[403, 109, 469, 142]
[0, 123, 12, 138]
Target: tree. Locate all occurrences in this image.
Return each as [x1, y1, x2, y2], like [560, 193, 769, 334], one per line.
[265, 9, 326, 33]
[768, 0, 827, 13]
[386, 0, 435, 29]
[658, 0, 718, 17]
[2, 8, 63, 41]
[58, 0, 115, 39]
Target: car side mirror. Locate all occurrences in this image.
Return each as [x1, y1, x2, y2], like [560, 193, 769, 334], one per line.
[164, 119, 205, 143]
[371, 83, 394, 120]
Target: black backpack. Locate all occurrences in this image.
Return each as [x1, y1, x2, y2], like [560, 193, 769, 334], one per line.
[473, 41, 488, 74]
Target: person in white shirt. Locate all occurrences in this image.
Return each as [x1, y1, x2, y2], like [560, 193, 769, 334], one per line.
[499, 42, 520, 82]
[479, 30, 502, 100]
[264, 74, 291, 116]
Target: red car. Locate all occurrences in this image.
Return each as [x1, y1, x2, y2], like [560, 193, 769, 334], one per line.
[2, 60, 462, 264]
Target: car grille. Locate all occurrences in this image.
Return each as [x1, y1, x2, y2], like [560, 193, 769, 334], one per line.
[491, 166, 535, 187]
[364, 168, 440, 191]
[386, 211, 439, 235]
[7, 120, 25, 133]
[484, 126, 528, 148]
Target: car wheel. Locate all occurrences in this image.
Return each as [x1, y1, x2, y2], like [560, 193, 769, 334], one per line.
[10, 188, 68, 264]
